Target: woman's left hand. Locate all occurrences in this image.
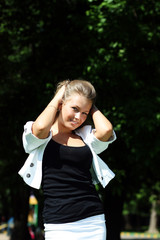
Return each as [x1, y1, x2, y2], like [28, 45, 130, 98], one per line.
[91, 106, 113, 142]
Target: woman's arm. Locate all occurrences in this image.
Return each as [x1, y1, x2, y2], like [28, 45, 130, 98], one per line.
[32, 86, 65, 139]
[91, 105, 113, 142]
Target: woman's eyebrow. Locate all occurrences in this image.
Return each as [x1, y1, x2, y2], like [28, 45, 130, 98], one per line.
[74, 105, 90, 112]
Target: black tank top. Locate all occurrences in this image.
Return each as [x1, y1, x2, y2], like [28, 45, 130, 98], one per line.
[42, 139, 104, 223]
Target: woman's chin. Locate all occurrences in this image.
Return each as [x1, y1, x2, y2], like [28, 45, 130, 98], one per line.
[69, 122, 81, 130]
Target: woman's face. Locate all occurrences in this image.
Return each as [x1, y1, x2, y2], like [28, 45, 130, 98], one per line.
[58, 93, 92, 131]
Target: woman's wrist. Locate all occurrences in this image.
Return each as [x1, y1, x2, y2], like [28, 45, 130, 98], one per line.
[47, 105, 58, 111]
[47, 97, 61, 111]
[90, 105, 98, 115]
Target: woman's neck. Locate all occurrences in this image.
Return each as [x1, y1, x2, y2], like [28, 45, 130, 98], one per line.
[51, 119, 73, 135]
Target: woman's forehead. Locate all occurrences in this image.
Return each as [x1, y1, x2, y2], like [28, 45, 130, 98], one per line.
[65, 94, 92, 108]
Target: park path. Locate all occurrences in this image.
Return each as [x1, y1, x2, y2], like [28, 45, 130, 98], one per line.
[121, 232, 160, 239]
[0, 232, 160, 240]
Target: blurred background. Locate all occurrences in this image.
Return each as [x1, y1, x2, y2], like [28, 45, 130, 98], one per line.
[0, 0, 160, 239]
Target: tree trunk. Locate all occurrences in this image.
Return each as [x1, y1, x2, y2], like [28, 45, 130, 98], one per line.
[104, 185, 124, 240]
[123, 214, 132, 231]
[11, 185, 31, 240]
[147, 200, 159, 234]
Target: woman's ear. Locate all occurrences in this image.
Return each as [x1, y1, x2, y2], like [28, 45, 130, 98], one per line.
[58, 101, 63, 111]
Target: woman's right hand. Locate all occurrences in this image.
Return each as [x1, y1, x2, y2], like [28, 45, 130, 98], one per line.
[32, 85, 66, 139]
[53, 85, 66, 108]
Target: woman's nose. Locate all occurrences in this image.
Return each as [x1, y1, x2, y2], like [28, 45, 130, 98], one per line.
[75, 112, 81, 119]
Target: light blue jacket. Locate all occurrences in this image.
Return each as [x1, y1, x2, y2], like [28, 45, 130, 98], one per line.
[18, 121, 116, 189]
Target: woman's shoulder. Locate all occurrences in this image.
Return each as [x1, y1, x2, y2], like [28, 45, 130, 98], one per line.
[75, 125, 116, 154]
[75, 125, 92, 138]
[23, 121, 52, 153]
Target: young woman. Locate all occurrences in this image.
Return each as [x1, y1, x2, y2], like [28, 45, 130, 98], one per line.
[19, 79, 116, 240]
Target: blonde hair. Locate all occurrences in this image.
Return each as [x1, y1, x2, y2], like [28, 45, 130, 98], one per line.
[55, 79, 96, 104]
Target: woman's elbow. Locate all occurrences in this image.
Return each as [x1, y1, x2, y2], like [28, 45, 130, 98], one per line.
[95, 124, 113, 142]
[32, 122, 49, 139]
[101, 124, 113, 141]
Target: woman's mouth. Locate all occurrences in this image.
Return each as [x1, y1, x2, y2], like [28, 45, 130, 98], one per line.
[70, 120, 79, 126]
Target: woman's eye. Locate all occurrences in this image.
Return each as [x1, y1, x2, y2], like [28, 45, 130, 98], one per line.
[83, 112, 88, 116]
[72, 107, 78, 112]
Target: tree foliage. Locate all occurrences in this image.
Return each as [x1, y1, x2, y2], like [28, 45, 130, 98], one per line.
[0, 0, 160, 239]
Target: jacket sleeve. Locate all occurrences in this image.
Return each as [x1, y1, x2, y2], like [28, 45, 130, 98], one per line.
[76, 125, 116, 154]
[23, 121, 52, 154]
[88, 129, 117, 154]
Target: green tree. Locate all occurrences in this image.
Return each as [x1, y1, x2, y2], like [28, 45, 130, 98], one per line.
[0, 0, 160, 240]
[84, 0, 160, 238]
[0, 0, 92, 239]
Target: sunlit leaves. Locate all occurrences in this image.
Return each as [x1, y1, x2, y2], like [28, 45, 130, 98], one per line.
[0, 0, 160, 230]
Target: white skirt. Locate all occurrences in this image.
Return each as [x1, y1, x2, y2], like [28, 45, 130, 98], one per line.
[44, 214, 106, 240]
